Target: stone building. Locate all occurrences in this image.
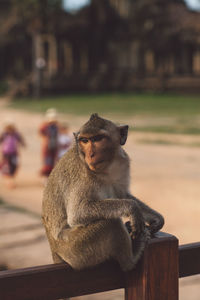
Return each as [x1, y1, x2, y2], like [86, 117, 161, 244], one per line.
[0, 0, 200, 94]
[107, 0, 200, 92]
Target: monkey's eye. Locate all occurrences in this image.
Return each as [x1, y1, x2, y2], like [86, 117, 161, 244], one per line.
[91, 135, 105, 142]
[79, 137, 89, 144]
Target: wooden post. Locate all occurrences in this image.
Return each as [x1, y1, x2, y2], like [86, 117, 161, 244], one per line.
[125, 232, 179, 300]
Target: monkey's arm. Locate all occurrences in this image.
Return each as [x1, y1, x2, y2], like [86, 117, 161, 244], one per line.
[67, 197, 145, 236]
[127, 194, 164, 234]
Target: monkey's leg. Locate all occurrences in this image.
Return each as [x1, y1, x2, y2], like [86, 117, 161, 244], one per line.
[112, 220, 150, 271]
[110, 219, 136, 272]
[55, 221, 115, 270]
[54, 219, 137, 271]
[44, 232, 65, 264]
[52, 252, 65, 263]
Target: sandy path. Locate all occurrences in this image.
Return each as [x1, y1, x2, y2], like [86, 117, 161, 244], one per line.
[0, 101, 199, 299]
[0, 105, 199, 244]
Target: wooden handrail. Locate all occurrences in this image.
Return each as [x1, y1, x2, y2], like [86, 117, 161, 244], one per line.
[0, 260, 125, 300]
[179, 242, 200, 278]
[0, 232, 199, 300]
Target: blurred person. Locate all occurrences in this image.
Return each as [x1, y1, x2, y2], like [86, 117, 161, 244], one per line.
[57, 122, 72, 160]
[0, 119, 25, 188]
[39, 108, 59, 177]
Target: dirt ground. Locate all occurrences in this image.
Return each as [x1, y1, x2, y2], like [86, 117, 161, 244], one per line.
[0, 100, 199, 299]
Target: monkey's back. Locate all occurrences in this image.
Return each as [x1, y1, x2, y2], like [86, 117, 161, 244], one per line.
[42, 146, 83, 240]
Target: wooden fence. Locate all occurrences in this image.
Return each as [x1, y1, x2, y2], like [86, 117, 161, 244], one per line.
[0, 232, 199, 300]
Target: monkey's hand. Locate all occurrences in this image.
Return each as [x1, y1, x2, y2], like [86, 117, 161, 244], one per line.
[125, 221, 137, 240]
[127, 194, 164, 235]
[146, 213, 164, 235]
[129, 207, 146, 240]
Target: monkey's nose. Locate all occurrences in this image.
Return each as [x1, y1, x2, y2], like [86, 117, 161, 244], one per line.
[90, 152, 95, 158]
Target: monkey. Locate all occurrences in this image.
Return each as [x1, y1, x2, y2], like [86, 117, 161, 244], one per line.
[42, 113, 164, 272]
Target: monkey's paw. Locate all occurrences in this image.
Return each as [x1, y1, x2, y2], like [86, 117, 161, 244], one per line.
[147, 215, 165, 235]
[125, 221, 150, 242]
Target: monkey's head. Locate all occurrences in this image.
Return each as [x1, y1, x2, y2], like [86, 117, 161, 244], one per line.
[74, 113, 128, 172]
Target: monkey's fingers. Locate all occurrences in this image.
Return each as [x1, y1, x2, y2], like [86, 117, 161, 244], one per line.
[131, 227, 150, 255]
[147, 216, 165, 234]
[131, 224, 150, 241]
[129, 214, 144, 234]
[125, 221, 132, 234]
[130, 231, 136, 240]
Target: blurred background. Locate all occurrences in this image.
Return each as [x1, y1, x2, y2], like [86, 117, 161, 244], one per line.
[0, 0, 200, 299]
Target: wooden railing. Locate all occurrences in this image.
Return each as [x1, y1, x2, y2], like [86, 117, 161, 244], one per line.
[0, 232, 199, 300]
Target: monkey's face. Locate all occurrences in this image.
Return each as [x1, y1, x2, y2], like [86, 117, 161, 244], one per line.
[76, 114, 129, 172]
[78, 131, 116, 172]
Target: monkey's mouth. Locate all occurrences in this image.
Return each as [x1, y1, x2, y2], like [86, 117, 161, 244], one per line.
[89, 160, 105, 171]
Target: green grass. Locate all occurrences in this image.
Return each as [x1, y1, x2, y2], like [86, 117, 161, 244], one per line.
[9, 92, 200, 117]
[130, 125, 200, 135]
[7, 92, 200, 135]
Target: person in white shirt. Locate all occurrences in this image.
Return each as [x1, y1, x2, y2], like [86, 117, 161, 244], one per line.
[57, 122, 72, 160]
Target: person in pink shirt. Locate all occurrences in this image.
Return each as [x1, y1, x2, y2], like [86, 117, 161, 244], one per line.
[0, 119, 25, 188]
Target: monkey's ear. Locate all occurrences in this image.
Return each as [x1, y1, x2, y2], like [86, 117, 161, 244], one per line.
[73, 132, 79, 142]
[90, 113, 99, 121]
[119, 125, 129, 145]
